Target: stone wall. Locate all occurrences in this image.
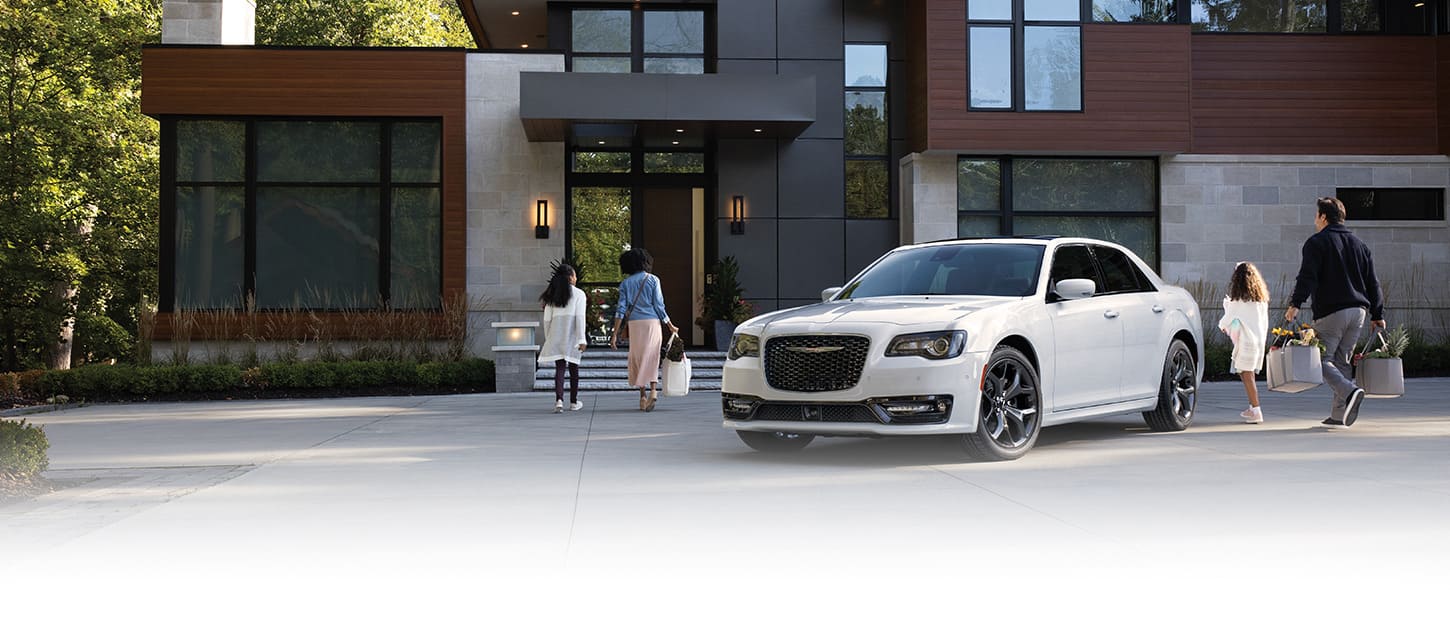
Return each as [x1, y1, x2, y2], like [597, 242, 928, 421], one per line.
[898, 152, 958, 246]
[1160, 155, 1450, 325]
[465, 53, 566, 359]
[161, 0, 254, 45]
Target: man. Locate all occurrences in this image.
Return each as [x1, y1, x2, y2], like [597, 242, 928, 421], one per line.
[1285, 197, 1385, 427]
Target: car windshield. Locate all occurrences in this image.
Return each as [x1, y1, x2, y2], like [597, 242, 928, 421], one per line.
[837, 243, 1045, 299]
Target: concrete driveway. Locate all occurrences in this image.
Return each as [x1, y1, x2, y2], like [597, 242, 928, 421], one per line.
[4, 380, 1449, 619]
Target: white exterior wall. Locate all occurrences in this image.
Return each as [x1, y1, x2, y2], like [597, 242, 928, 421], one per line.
[161, 0, 255, 45]
[464, 53, 566, 359]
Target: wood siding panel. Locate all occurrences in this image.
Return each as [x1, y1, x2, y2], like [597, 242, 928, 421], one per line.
[914, 4, 1192, 154]
[1441, 38, 1450, 156]
[1191, 36, 1438, 155]
[142, 47, 468, 338]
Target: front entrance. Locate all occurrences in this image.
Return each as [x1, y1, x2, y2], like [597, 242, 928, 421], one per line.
[569, 184, 707, 347]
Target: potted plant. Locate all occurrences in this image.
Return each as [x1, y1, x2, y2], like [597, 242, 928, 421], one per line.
[1355, 325, 1407, 398]
[699, 256, 748, 351]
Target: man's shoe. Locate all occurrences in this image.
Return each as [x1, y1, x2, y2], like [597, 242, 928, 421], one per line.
[1321, 417, 1345, 427]
[569, 401, 584, 411]
[1344, 388, 1365, 427]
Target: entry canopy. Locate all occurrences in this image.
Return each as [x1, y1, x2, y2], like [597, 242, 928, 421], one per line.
[519, 71, 816, 142]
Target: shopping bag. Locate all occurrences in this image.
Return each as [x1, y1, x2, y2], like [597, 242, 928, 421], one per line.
[1357, 330, 1404, 398]
[662, 355, 691, 397]
[1265, 345, 1322, 393]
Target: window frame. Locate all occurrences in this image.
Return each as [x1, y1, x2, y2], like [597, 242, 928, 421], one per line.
[1336, 187, 1447, 222]
[565, 5, 714, 74]
[966, 0, 1084, 112]
[844, 42, 893, 219]
[160, 116, 445, 313]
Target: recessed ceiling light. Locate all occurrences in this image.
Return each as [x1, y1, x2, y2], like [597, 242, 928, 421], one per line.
[520, 44, 529, 48]
[511, 11, 520, 16]
[753, 128, 763, 133]
[676, 129, 684, 133]
[672, 141, 680, 145]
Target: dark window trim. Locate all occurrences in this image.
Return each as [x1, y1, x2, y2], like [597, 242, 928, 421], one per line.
[845, 42, 893, 220]
[968, 3, 1085, 113]
[1336, 187, 1447, 221]
[161, 115, 445, 313]
[564, 3, 715, 74]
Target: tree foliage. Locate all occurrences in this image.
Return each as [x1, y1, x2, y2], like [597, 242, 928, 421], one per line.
[0, 0, 161, 371]
[256, 0, 475, 47]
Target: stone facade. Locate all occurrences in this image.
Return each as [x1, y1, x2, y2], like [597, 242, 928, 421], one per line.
[465, 53, 567, 360]
[898, 153, 959, 246]
[1160, 155, 1450, 320]
[161, 0, 254, 45]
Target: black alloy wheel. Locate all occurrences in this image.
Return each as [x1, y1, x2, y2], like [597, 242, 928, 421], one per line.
[960, 346, 1041, 461]
[737, 430, 815, 452]
[1143, 339, 1197, 432]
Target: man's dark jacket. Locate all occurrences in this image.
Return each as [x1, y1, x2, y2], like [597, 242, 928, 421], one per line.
[1290, 223, 1383, 321]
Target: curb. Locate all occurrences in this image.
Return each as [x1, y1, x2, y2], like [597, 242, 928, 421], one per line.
[0, 402, 85, 418]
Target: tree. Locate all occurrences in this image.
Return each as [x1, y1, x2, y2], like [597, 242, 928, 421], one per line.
[256, 0, 475, 47]
[0, 0, 160, 371]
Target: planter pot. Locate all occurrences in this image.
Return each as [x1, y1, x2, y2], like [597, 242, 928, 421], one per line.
[1266, 345, 1322, 393]
[714, 320, 737, 351]
[1358, 357, 1404, 398]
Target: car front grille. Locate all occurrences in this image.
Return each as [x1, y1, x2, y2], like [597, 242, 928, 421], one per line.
[764, 335, 869, 392]
[752, 404, 881, 423]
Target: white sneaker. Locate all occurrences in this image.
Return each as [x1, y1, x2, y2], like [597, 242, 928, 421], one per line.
[1240, 407, 1263, 424]
[553, 399, 564, 413]
[569, 401, 584, 411]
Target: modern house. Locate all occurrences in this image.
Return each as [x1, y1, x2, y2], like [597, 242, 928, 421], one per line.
[143, 0, 1450, 384]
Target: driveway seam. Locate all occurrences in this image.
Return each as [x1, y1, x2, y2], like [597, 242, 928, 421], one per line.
[565, 396, 598, 557]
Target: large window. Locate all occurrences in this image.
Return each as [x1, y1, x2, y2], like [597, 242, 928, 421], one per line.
[845, 44, 890, 218]
[166, 119, 443, 311]
[570, 8, 707, 74]
[1191, 0, 1327, 31]
[968, 0, 1083, 111]
[958, 157, 1159, 265]
[1091, 0, 1177, 22]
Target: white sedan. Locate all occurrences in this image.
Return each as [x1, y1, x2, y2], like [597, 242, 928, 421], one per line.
[722, 237, 1203, 461]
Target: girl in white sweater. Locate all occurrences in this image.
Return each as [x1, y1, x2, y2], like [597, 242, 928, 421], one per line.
[1218, 262, 1271, 423]
[538, 264, 587, 413]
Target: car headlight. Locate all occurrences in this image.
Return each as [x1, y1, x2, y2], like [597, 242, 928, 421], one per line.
[728, 333, 760, 360]
[885, 330, 966, 360]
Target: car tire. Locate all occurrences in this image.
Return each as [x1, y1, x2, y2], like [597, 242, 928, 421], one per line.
[736, 430, 815, 452]
[1142, 339, 1198, 432]
[960, 345, 1042, 462]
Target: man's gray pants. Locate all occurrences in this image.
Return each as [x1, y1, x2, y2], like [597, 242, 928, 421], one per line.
[1315, 307, 1367, 421]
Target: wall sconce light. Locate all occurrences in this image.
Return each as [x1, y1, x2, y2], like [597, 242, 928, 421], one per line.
[496, 324, 536, 347]
[535, 199, 550, 239]
[730, 195, 745, 235]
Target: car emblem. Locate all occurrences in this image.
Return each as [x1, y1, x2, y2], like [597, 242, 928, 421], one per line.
[785, 346, 844, 354]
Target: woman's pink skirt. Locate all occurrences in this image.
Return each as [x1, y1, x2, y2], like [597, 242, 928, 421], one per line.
[627, 319, 662, 388]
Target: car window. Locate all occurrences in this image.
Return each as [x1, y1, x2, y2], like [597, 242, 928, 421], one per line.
[1048, 245, 1102, 295]
[838, 244, 1045, 299]
[1094, 245, 1149, 294]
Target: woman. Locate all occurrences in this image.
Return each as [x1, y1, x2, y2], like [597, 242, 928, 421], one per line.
[610, 248, 679, 411]
[538, 263, 587, 413]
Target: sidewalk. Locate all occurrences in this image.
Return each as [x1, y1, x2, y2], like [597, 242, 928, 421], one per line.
[3, 380, 1449, 618]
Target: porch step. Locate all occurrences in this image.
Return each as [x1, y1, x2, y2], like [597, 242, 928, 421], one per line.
[531, 349, 728, 392]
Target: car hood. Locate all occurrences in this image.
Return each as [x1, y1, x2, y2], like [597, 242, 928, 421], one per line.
[747, 296, 1014, 330]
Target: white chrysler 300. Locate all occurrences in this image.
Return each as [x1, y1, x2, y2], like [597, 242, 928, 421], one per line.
[722, 237, 1204, 461]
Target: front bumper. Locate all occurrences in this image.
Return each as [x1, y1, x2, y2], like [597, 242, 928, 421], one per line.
[721, 350, 988, 436]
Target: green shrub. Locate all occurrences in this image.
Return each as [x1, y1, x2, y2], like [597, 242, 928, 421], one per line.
[0, 419, 49, 477]
[0, 373, 18, 398]
[183, 365, 242, 392]
[74, 313, 134, 365]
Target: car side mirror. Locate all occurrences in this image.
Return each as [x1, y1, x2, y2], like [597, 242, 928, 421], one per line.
[821, 286, 842, 302]
[1052, 278, 1096, 300]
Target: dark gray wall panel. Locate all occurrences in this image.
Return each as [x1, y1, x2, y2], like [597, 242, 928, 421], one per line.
[778, 139, 844, 218]
[777, 299, 821, 311]
[891, 139, 907, 217]
[845, 219, 900, 278]
[718, 219, 778, 301]
[890, 60, 907, 138]
[718, 59, 778, 75]
[778, 0, 844, 60]
[719, 0, 778, 60]
[718, 139, 779, 219]
[778, 219, 846, 299]
[844, 0, 904, 49]
[745, 299, 781, 315]
[778, 60, 843, 140]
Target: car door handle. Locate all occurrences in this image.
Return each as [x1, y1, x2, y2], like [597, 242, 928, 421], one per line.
[1103, 310, 1120, 319]
[1151, 305, 1164, 313]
